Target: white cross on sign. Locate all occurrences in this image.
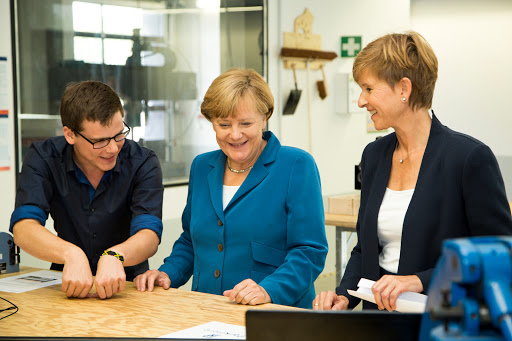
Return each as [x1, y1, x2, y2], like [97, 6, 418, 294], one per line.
[341, 36, 362, 58]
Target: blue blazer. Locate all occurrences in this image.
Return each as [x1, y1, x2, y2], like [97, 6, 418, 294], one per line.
[337, 114, 512, 309]
[159, 131, 328, 308]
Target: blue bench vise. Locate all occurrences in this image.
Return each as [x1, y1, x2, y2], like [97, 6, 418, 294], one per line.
[0, 232, 20, 274]
[420, 236, 512, 341]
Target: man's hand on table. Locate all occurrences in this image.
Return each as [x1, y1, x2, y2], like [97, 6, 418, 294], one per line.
[61, 248, 94, 298]
[89, 252, 126, 299]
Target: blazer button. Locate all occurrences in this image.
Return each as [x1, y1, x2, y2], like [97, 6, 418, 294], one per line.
[218, 219, 223, 226]
[217, 244, 223, 252]
[214, 270, 221, 278]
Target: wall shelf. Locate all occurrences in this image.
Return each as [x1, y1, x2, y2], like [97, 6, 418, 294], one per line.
[280, 47, 337, 70]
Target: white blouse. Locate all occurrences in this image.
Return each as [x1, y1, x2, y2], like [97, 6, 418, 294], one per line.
[223, 185, 240, 210]
[377, 187, 414, 273]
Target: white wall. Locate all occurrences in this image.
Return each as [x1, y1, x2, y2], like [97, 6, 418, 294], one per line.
[411, 0, 512, 156]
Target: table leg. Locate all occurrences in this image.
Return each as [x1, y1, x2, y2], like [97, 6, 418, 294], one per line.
[335, 225, 341, 286]
[341, 229, 347, 279]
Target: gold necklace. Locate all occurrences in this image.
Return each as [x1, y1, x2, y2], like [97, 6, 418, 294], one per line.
[227, 158, 254, 173]
[226, 139, 266, 173]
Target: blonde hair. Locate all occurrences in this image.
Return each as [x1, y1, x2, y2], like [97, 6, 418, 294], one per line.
[201, 68, 274, 121]
[353, 31, 438, 110]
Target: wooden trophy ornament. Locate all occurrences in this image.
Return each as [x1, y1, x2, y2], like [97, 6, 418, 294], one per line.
[280, 8, 337, 98]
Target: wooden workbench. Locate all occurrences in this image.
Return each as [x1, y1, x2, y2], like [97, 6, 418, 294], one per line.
[0, 268, 298, 338]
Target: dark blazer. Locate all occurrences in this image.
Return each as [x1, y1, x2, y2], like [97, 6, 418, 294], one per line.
[336, 114, 512, 309]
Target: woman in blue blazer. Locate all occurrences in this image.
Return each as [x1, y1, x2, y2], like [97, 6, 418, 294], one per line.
[314, 31, 512, 312]
[134, 68, 328, 308]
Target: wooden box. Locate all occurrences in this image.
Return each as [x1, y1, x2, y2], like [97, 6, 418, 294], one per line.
[328, 193, 360, 216]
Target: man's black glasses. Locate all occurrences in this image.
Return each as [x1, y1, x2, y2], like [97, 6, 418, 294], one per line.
[75, 122, 131, 149]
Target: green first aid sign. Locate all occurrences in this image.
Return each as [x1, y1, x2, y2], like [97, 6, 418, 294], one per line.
[341, 36, 362, 58]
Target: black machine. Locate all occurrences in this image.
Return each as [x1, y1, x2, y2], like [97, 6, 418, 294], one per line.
[0, 232, 20, 274]
[246, 310, 422, 341]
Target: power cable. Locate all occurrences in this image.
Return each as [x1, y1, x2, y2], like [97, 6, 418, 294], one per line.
[0, 296, 18, 320]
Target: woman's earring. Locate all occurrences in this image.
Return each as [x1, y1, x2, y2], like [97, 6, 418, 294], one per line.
[402, 97, 407, 102]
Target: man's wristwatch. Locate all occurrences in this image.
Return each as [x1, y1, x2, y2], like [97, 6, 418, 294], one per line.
[101, 250, 124, 263]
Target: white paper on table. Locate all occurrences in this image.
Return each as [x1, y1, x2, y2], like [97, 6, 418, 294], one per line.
[0, 270, 62, 293]
[159, 321, 245, 339]
[347, 278, 427, 313]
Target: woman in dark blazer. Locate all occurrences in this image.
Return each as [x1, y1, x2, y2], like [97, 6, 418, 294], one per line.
[134, 68, 328, 308]
[314, 31, 512, 312]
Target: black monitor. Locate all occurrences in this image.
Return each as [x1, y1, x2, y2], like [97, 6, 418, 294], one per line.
[246, 310, 422, 341]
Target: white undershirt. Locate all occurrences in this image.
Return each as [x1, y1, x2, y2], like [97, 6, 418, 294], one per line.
[377, 187, 414, 273]
[223, 185, 240, 210]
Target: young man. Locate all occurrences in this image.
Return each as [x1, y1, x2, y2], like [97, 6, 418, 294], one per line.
[10, 81, 163, 299]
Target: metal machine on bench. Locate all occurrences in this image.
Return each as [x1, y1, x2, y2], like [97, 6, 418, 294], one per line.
[0, 232, 20, 274]
[420, 236, 512, 341]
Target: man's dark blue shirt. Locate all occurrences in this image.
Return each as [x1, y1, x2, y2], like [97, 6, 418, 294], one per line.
[10, 136, 164, 280]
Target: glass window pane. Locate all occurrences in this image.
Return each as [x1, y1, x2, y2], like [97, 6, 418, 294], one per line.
[72, 1, 102, 33]
[73, 36, 103, 64]
[103, 38, 133, 65]
[141, 12, 165, 38]
[102, 5, 143, 36]
[141, 50, 165, 67]
[16, 0, 265, 185]
[196, 0, 220, 9]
